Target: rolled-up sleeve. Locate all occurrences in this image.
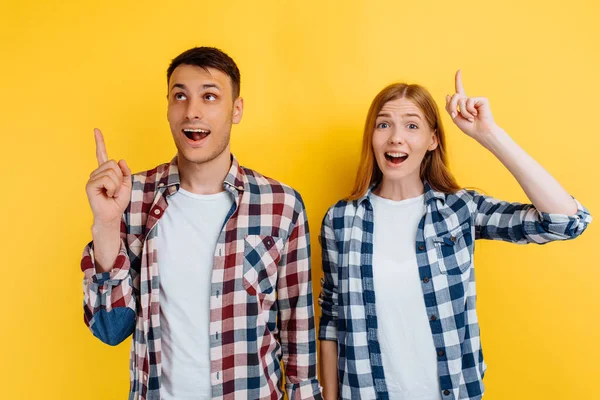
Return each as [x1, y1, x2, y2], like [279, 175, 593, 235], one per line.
[81, 217, 136, 346]
[470, 191, 592, 244]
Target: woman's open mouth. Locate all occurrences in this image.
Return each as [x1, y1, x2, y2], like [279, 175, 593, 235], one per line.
[385, 152, 408, 165]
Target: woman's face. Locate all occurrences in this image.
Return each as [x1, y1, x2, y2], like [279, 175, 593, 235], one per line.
[372, 97, 438, 184]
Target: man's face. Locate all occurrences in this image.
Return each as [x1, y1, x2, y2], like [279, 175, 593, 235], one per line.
[167, 65, 243, 165]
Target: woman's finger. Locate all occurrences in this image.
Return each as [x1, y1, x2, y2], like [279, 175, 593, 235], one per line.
[458, 97, 474, 122]
[455, 69, 466, 95]
[449, 93, 462, 119]
[466, 97, 477, 116]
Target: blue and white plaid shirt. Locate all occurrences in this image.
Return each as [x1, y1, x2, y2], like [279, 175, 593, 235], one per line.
[318, 182, 591, 400]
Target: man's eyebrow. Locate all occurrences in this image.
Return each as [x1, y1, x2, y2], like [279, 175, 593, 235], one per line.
[170, 83, 187, 91]
[202, 83, 220, 90]
[170, 83, 221, 91]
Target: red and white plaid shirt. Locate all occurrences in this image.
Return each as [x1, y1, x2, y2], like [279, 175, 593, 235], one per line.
[81, 155, 322, 400]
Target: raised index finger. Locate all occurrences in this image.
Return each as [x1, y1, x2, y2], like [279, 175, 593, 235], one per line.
[94, 128, 108, 166]
[455, 69, 466, 95]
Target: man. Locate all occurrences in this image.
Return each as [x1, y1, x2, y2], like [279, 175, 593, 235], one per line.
[81, 47, 322, 400]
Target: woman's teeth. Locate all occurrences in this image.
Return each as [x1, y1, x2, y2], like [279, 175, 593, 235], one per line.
[385, 152, 408, 164]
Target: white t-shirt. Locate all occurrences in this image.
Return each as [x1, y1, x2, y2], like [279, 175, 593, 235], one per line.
[156, 188, 234, 400]
[371, 193, 442, 400]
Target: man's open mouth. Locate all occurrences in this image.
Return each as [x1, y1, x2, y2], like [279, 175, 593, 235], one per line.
[385, 152, 408, 164]
[183, 128, 211, 141]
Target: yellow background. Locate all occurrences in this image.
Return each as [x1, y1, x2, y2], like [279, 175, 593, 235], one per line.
[1, 1, 598, 399]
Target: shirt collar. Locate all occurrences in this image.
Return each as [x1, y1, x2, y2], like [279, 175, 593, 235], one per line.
[157, 154, 246, 195]
[358, 180, 447, 207]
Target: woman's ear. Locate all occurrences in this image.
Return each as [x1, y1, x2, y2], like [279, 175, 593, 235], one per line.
[428, 130, 439, 151]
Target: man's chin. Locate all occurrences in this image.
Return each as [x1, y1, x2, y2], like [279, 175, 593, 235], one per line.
[177, 147, 229, 167]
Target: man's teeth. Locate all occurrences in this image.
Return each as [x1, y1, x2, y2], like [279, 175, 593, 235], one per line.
[386, 152, 407, 157]
[184, 128, 210, 133]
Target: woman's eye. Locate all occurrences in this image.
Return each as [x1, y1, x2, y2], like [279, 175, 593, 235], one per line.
[174, 93, 187, 101]
[377, 122, 389, 129]
[408, 123, 418, 129]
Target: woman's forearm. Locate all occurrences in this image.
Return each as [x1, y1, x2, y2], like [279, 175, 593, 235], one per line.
[480, 126, 578, 216]
[320, 340, 339, 400]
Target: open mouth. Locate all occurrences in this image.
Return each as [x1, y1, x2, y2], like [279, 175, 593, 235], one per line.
[182, 128, 211, 142]
[385, 152, 408, 165]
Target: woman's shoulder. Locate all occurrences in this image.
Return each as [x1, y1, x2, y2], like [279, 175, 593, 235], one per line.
[433, 187, 483, 215]
[322, 198, 361, 225]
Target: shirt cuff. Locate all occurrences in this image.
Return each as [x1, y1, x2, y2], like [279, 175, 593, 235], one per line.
[286, 378, 323, 400]
[83, 241, 130, 285]
[318, 317, 338, 341]
[538, 197, 592, 238]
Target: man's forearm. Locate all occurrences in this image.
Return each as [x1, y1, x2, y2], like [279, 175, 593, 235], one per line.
[91, 220, 122, 273]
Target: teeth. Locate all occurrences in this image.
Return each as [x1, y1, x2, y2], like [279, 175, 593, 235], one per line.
[386, 152, 407, 158]
[183, 128, 210, 133]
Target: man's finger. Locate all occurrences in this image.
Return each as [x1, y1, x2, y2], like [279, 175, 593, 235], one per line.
[118, 159, 132, 177]
[94, 128, 108, 166]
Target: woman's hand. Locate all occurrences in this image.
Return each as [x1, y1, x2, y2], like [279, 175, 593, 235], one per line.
[445, 70, 579, 216]
[445, 69, 500, 148]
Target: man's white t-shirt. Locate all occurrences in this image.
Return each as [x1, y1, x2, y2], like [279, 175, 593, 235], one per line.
[156, 188, 233, 399]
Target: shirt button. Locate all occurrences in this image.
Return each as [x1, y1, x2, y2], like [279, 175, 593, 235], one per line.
[443, 389, 451, 396]
[158, 182, 165, 187]
[418, 245, 425, 251]
[153, 208, 161, 215]
[430, 315, 437, 321]
[216, 332, 219, 340]
[216, 290, 220, 298]
[216, 372, 220, 380]
[438, 350, 445, 357]
[450, 236, 456, 242]
[423, 277, 430, 283]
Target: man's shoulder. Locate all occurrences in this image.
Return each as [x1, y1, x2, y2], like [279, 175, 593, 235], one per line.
[240, 166, 304, 207]
[130, 161, 174, 190]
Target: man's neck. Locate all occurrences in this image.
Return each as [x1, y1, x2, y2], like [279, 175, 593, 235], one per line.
[177, 150, 231, 195]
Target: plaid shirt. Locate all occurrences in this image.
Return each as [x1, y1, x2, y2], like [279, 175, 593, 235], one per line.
[81, 155, 322, 400]
[318, 183, 591, 400]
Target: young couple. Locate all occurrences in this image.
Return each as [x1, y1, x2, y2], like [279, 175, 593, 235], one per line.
[81, 47, 591, 400]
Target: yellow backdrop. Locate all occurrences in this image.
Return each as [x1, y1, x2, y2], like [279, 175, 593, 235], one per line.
[1, 1, 597, 399]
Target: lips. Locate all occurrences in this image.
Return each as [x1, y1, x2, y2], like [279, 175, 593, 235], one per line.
[384, 151, 408, 165]
[182, 128, 211, 141]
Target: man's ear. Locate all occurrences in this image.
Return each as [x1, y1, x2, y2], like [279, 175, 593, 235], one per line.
[232, 97, 244, 124]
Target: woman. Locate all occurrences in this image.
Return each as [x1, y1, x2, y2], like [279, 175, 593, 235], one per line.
[318, 71, 591, 400]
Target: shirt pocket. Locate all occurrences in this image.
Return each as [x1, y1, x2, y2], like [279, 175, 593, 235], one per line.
[432, 223, 473, 275]
[243, 234, 284, 296]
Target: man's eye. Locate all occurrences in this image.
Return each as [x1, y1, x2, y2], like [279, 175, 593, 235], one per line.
[377, 122, 389, 129]
[174, 93, 187, 101]
[205, 94, 217, 101]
